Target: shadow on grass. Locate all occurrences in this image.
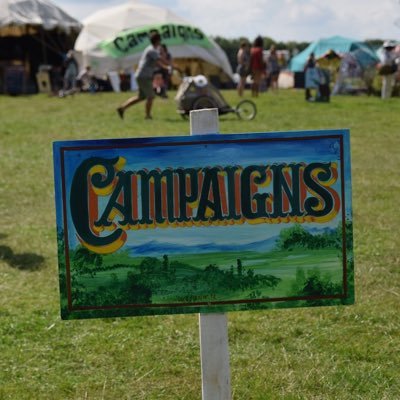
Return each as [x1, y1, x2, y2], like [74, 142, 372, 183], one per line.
[0, 234, 45, 271]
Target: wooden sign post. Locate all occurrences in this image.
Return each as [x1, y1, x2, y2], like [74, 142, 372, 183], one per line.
[199, 312, 231, 400]
[190, 108, 231, 400]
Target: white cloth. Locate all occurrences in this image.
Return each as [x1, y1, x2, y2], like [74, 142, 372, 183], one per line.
[193, 75, 208, 87]
[108, 71, 120, 92]
[382, 49, 396, 67]
[382, 74, 395, 99]
[381, 49, 397, 99]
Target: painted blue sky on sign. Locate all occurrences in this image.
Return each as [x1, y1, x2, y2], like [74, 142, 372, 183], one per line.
[62, 136, 341, 172]
[54, 130, 352, 252]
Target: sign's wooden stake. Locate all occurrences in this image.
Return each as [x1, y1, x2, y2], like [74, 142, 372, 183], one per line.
[190, 108, 232, 400]
[198, 312, 231, 400]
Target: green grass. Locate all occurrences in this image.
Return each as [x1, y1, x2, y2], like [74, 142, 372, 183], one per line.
[75, 248, 341, 303]
[1, 89, 399, 399]
[173, 248, 341, 275]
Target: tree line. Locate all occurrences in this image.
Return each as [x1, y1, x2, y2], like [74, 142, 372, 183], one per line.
[213, 36, 384, 71]
[275, 223, 351, 251]
[66, 249, 282, 307]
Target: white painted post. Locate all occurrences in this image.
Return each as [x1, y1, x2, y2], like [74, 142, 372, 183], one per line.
[198, 312, 231, 400]
[190, 108, 232, 400]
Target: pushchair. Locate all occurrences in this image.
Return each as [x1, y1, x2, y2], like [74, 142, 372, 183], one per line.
[175, 75, 257, 120]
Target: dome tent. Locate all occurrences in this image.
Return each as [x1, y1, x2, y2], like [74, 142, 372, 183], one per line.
[289, 35, 379, 72]
[74, 0, 233, 86]
[0, 0, 81, 93]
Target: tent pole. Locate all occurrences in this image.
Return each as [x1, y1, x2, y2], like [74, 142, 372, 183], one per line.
[39, 28, 48, 64]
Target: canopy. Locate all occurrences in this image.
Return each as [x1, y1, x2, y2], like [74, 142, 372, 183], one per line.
[289, 36, 379, 72]
[0, 0, 81, 36]
[74, 0, 233, 81]
[0, 0, 81, 94]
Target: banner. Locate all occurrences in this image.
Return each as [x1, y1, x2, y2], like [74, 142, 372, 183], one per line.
[53, 130, 354, 319]
[100, 23, 214, 58]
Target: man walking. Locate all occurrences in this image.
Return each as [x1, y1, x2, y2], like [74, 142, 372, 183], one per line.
[116, 31, 169, 119]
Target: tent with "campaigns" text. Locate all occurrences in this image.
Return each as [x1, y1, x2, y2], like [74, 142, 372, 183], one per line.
[74, 0, 233, 85]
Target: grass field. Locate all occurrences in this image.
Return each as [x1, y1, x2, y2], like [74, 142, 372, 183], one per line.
[1, 89, 399, 399]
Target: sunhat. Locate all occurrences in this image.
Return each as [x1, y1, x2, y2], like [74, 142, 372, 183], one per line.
[383, 40, 397, 48]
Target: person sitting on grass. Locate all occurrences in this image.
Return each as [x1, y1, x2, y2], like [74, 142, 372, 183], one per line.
[116, 31, 170, 120]
[77, 66, 97, 93]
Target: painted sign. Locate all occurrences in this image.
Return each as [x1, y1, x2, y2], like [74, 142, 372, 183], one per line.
[53, 130, 354, 320]
[100, 23, 213, 58]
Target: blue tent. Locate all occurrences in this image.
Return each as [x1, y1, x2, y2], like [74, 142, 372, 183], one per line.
[289, 35, 379, 72]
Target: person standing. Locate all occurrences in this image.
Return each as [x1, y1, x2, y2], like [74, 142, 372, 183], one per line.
[236, 41, 250, 96]
[60, 50, 78, 97]
[380, 40, 398, 99]
[304, 52, 317, 101]
[154, 44, 173, 98]
[116, 31, 169, 119]
[266, 45, 280, 92]
[249, 36, 265, 97]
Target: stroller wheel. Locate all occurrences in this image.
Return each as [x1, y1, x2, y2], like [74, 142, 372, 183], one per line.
[235, 100, 257, 120]
[192, 95, 218, 111]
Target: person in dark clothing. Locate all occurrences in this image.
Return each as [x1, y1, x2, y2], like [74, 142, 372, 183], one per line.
[249, 36, 265, 97]
[266, 45, 280, 92]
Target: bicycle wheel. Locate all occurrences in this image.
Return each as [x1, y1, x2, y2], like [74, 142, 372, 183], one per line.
[235, 99, 257, 120]
[192, 95, 219, 110]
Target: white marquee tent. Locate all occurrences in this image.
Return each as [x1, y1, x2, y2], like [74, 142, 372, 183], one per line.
[0, 0, 81, 93]
[74, 0, 233, 84]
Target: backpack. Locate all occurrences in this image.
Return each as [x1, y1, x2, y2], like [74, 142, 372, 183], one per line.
[378, 63, 397, 75]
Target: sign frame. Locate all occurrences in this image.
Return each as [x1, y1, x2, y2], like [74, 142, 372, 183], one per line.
[53, 129, 354, 320]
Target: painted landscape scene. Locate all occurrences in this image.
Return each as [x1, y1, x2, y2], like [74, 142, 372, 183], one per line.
[59, 221, 353, 318]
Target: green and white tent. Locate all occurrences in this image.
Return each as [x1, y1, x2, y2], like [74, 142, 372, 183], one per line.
[74, 0, 233, 82]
